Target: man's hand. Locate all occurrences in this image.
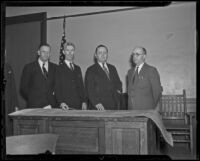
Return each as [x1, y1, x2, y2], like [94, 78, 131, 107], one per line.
[60, 102, 69, 110]
[82, 102, 87, 110]
[95, 103, 105, 111]
[43, 105, 52, 109]
[15, 107, 19, 111]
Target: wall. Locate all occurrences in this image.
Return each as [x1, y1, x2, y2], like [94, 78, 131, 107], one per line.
[6, 3, 196, 98]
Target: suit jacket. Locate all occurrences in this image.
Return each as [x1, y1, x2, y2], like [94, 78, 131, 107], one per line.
[20, 61, 57, 108]
[55, 62, 86, 109]
[85, 63, 122, 110]
[127, 63, 162, 110]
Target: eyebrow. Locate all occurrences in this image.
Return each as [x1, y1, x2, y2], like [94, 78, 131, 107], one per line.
[132, 52, 142, 54]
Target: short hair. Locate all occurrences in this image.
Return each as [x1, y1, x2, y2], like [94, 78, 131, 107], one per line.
[95, 44, 108, 54]
[38, 43, 51, 50]
[141, 47, 147, 55]
[64, 42, 75, 50]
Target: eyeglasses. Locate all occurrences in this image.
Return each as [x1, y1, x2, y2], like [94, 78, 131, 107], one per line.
[132, 53, 144, 56]
[65, 49, 75, 52]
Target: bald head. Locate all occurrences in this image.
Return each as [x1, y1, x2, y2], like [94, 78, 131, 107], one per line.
[132, 46, 147, 55]
[132, 46, 147, 66]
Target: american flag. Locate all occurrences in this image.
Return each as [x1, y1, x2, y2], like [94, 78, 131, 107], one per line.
[59, 17, 66, 65]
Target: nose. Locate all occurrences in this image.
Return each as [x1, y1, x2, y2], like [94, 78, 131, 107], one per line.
[44, 52, 49, 56]
[102, 53, 107, 56]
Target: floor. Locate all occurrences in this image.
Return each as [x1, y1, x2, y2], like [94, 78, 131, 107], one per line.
[159, 142, 197, 160]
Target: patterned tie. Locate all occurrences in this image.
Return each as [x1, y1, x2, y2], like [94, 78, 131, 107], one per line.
[70, 62, 74, 71]
[42, 63, 48, 79]
[102, 63, 110, 79]
[132, 66, 139, 84]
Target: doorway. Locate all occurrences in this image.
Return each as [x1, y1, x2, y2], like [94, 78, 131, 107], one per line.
[5, 12, 47, 108]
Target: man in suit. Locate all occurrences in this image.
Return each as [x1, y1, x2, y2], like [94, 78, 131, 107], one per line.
[55, 42, 87, 110]
[20, 44, 57, 108]
[85, 44, 122, 110]
[127, 46, 162, 110]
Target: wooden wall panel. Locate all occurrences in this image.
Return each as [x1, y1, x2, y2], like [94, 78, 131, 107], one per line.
[48, 120, 104, 154]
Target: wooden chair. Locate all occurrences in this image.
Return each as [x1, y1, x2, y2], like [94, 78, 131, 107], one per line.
[6, 133, 59, 155]
[159, 89, 193, 154]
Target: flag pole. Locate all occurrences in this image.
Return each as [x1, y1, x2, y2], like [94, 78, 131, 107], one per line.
[63, 16, 66, 36]
[59, 16, 67, 65]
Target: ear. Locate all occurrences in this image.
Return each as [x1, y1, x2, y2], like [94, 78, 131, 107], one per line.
[37, 50, 40, 56]
[94, 52, 97, 58]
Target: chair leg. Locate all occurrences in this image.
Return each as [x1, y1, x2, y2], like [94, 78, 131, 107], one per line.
[189, 113, 194, 155]
[190, 124, 193, 155]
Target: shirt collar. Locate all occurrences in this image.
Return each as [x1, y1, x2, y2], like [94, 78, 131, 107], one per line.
[64, 60, 73, 68]
[136, 62, 144, 73]
[38, 58, 48, 70]
[98, 62, 108, 69]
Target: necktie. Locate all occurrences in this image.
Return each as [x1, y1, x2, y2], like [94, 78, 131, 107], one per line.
[102, 63, 110, 79]
[42, 63, 48, 79]
[132, 66, 139, 84]
[70, 62, 74, 71]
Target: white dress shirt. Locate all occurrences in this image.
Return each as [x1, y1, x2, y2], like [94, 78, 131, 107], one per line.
[38, 58, 48, 73]
[98, 62, 109, 72]
[136, 62, 144, 74]
[64, 60, 74, 69]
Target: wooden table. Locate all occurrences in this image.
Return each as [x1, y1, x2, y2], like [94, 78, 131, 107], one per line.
[9, 109, 159, 154]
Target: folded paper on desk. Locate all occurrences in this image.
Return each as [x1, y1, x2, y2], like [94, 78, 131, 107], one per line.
[43, 105, 52, 109]
[130, 110, 174, 147]
[9, 109, 173, 146]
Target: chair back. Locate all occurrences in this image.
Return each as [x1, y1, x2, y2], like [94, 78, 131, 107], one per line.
[6, 133, 59, 154]
[160, 89, 187, 122]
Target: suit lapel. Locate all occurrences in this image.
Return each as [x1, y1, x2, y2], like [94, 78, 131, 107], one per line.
[131, 63, 148, 88]
[96, 63, 110, 80]
[48, 62, 54, 81]
[138, 63, 148, 78]
[64, 61, 75, 72]
[96, 63, 104, 74]
[106, 64, 110, 72]
[73, 64, 78, 73]
[63, 61, 71, 72]
[35, 61, 45, 77]
[130, 67, 136, 83]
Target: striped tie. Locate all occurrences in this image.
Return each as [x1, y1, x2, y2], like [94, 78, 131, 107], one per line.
[70, 62, 74, 71]
[132, 66, 139, 84]
[102, 63, 110, 79]
[42, 63, 48, 79]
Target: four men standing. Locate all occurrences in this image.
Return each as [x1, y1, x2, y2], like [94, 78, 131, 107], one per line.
[19, 44, 162, 110]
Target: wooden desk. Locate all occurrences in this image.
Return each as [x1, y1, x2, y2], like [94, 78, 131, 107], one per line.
[9, 109, 158, 154]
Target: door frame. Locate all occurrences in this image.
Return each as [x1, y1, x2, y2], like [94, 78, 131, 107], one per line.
[4, 12, 47, 108]
[6, 12, 47, 43]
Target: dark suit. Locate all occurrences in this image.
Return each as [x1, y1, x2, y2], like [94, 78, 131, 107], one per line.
[127, 63, 162, 110]
[55, 62, 86, 109]
[20, 61, 57, 108]
[85, 63, 122, 110]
